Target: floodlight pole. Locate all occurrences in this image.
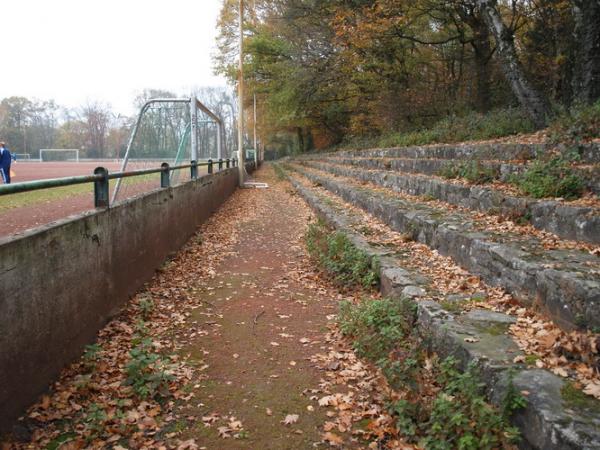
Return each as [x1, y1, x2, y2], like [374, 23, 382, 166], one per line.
[253, 93, 258, 168]
[237, 0, 245, 186]
[190, 97, 198, 162]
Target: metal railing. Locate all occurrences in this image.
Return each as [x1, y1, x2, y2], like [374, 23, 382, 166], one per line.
[0, 158, 237, 209]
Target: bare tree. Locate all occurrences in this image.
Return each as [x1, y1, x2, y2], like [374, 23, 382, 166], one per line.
[81, 102, 111, 158]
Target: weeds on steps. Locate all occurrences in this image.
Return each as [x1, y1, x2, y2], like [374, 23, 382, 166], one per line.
[338, 297, 526, 449]
[508, 155, 585, 199]
[305, 219, 379, 289]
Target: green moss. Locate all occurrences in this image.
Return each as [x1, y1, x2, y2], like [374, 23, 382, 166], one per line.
[483, 322, 510, 336]
[561, 382, 600, 413]
[524, 355, 539, 365]
[440, 299, 466, 314]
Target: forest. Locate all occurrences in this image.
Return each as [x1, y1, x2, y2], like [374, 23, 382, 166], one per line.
[216, 0, 600, 153]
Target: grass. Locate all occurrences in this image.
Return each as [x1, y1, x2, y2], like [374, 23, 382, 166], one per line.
[0, 183, 92, 212]
[339, 107, 535, 150]
[0, 175, 163, 212]
[338, 297, 526, 449]
[305, 219, 379, 290]
[334, 101, 599, 152]
[438, 160, 500, 185]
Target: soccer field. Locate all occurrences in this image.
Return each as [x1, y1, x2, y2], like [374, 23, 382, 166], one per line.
[0, 160, 212, 237]
[10, 161, 123, 183]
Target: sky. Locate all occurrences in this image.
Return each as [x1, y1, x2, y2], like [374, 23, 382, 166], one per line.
[0, 0, 227, 115]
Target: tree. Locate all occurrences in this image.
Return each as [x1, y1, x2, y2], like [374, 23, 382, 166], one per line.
[571, 0, 600, 103]
[81, 102, 112, 158]
[476, 0, 552, 127]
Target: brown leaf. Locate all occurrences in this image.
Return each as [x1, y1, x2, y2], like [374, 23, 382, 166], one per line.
[323, 431, 344, 446]
[282, 414, 299, 425]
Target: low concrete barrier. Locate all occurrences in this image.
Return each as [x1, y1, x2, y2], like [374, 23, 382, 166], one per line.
[0, 169, 238, 431]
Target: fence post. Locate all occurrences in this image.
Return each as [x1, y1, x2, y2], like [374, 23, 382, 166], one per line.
[208, 159, 213, 174]
[161, 163, 170, 188]
[94, 167, 109, 208]
[218, 158, 223, 171]
[191, 160, 198, 180]
[226, 159, 230, 169]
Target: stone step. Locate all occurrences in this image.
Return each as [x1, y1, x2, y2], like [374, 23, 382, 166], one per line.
[299, 159, 600, 245]
[312, 156, 600, 195]
[330, 142, 600, 165]
[278, 163, 600, 450]
[287, 162, 600, 331]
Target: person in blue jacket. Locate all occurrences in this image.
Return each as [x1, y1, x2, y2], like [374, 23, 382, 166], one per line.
[0, 141, 14, 183]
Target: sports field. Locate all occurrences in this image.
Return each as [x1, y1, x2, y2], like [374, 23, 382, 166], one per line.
[0, 160, 208, 238]
[10, 160, 123, 182]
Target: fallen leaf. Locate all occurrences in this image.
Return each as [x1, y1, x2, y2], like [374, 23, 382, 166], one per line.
[323, 431, 344, 446]
[282, 414, 299, 425]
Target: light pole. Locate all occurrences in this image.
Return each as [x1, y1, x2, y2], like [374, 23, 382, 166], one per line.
[253, 93, 258, 168]
[237, 0, 245, 186]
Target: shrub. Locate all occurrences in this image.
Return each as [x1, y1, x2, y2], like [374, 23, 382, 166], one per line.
[509, 156, 585, 199]
[549, 100, 600, 144]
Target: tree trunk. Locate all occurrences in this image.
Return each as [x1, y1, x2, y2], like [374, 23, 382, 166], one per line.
[477, 0, 552, 127]
[572, 0, 600, 103]
[471, 20, 493, 112]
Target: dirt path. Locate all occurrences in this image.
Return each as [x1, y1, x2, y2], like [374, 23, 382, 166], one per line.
[173, 167, 345, 448]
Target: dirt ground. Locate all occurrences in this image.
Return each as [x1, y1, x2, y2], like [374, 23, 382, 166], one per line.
[172, 168, 343, 449]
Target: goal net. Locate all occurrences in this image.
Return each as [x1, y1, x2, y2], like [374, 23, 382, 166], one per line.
[14, 153, 32, 160]
[113, 98, 224, 203]
[39, 149, 80, 162]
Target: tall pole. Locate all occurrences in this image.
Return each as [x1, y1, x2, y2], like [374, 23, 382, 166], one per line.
[253, 93, 258, 168]
[237, 0, 245, 186]
[190, 97, 198, 162]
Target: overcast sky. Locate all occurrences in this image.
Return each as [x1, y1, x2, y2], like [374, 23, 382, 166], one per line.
[0, 0, 227, 115]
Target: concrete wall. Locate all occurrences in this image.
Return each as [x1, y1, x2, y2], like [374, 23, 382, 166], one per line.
[0, 169, 238, 431]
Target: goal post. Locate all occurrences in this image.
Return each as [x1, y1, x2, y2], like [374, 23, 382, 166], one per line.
[13, 153, 32, 160]
[39, 149, 80, 162]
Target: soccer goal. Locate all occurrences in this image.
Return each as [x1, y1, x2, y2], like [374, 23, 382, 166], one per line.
[13, 153, 32, 160]
[39, 149, 80, 162]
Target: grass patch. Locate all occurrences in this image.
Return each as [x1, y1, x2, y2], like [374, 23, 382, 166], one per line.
[509, 156, 585, 199]
[439, 160, 499, 185]
[338, 297, 525, 448]
[0, 175, 159, 212]
[305, 219, 379, 290]
[272, 163, 287, 180]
